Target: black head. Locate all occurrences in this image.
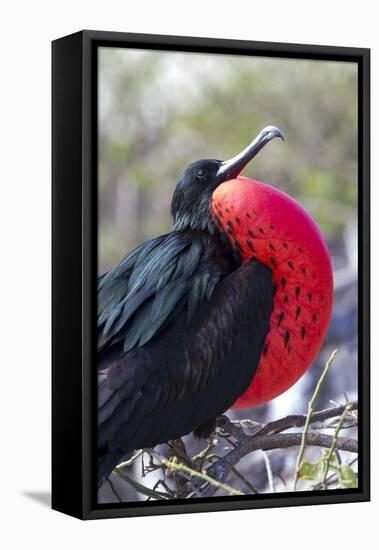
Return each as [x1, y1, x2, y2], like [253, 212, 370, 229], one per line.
[171, 159, 223, 232]
[170, 126, 284, 232]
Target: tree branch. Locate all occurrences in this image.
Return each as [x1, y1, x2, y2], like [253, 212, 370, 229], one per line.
[257, 400, 358, 437]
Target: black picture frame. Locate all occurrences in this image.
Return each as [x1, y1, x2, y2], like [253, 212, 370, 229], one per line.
[52, 30, 370, 520]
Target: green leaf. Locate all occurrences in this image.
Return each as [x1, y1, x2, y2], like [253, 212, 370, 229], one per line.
[298, 460, 323, 481]
[321, 448, 338, 467]
[337, 465, 358, 489]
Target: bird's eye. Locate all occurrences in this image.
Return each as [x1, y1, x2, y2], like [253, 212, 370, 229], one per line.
[196, 168, 208, 180]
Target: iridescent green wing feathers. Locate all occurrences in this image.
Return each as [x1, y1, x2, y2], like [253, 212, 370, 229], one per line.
[98, 231, 232, 356]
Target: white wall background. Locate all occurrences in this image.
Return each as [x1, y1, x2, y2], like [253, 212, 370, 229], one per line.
[0, 1, 376, 548]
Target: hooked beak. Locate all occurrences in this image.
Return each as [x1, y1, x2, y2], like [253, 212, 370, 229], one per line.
[216, 125, 284, 182]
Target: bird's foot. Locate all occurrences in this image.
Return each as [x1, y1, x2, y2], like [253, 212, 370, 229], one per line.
[216, 415, 249, 443]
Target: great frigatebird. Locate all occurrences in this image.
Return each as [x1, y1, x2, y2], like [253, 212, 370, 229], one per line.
[97, 126, 333, 487]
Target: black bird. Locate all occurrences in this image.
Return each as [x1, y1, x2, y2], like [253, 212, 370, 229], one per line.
[97, 127, 283, 487]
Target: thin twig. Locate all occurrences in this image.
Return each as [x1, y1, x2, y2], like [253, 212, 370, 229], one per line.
[113, 467, 170, 500]
[320, 404, 353, 489]
[292, 349, 339, 491]
[107, 478, 123, 503]
[263, 451, 275, 493]
[116, 450, 144, 470]
[230, 466, 259, 494]
[148, 479, 177, 500]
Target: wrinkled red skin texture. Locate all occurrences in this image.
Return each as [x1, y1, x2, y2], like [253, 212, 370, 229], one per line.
[211, 177, 333, 408]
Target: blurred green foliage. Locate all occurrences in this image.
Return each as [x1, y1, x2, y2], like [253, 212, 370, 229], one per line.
[99, 48, 357, 273]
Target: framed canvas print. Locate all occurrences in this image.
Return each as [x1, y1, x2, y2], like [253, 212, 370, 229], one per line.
[52, 30, 370, 520]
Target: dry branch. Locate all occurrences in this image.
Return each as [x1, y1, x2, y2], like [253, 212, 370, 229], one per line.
[257, 400, 358, 436]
